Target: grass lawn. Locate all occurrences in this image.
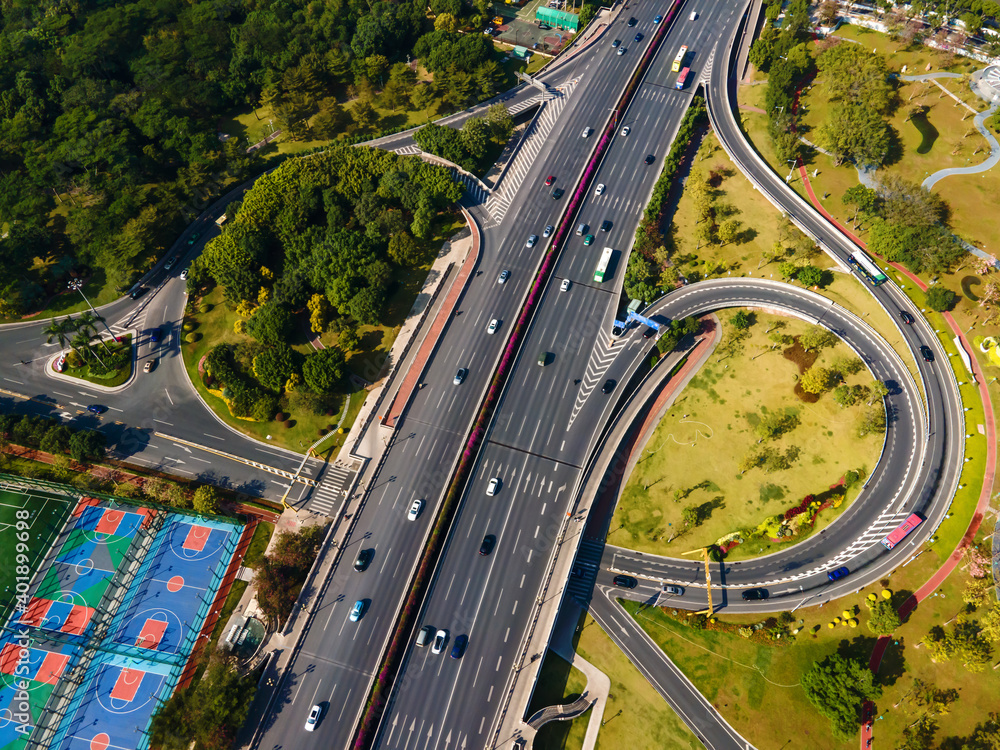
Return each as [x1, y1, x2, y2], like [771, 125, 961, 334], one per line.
[610, 309, 882, 557]
[672, 131, 921, 388]
[61, 335, 133, 388]
[737, 27, 1000, 255]
[572, 612, 701, 750]
[242, 521, 275, 569]
[625, 519, 1000, 749]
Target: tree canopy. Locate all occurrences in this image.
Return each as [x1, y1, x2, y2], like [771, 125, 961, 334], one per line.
[801, 654, 882, 740]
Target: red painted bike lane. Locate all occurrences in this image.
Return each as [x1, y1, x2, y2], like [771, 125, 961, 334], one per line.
[797, 165, 997, 737]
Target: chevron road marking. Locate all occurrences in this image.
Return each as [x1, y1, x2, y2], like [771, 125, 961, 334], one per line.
[566, 327, 620, 430]
[485, 78, 581, 224]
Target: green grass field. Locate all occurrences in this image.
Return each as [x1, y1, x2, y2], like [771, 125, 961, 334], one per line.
[573, 612, 701, 750]
[610, 310, 882, 557]
[626, 522, 1000, 749]
[0, 488, 74, 621]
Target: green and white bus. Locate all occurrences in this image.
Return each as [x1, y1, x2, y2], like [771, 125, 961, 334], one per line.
[594, 247, 613, 282]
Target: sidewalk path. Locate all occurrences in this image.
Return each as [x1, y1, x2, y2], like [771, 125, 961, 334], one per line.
[796, 164, 997, 701]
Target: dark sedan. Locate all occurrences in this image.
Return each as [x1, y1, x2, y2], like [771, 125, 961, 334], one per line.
[741, 588, 769, 601]
[613, 575, 637, 589]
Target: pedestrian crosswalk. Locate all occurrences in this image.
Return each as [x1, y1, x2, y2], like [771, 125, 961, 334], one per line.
[799, 511, 915, 577]
[394, 145, 421, 156]
[485, 78, 580, 224]
[307, 462, 357, 517]
[567, 537, 605, 604]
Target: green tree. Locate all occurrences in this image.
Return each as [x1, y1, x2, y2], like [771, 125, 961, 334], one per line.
[801, 654, 882, 740]
[800, 366, 832, 395]
[800, 327, 837, 352]
[858, 406, 886, 436]
[302, 347, 346, 393]
[926, 285, 957, 312]
[754, 412, 799, 441]
[351, 101, 379, 132]
[40, 425, 73, 455]
[253, 344, 301, 392]
[388, 231, 422, 266]
[717, 219, 743, 246]
[578, 3, 597, 27]
[866, 598, 901, 635]
[69, 430, 106, 463]
[192, 485, 221, 515]
[731, 310, 752, 330]
[246, 303, 293, 347]
[796, 265, 824, 287]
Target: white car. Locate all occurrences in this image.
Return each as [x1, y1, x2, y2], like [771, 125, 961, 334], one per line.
[407, 499, 424, 521]
[498, 269, 510, 284]
[305, 704, 322, 732]
[349, 599, 365, 622]
[617, 46, 626, 56]
[432, 629, 448, 654]
[689, 10, 698, 20]
[486, 477, 500, 496]
[581, 127, 591, 138]
[620, 126, 630, 136]
[543, 224, 554, 237]
[595, 184, 605, 196]
[560, 278, 571, 292]
[487, 318, 499, 335]
[526, 235, 538, 248]
[179, 267, 189, 280]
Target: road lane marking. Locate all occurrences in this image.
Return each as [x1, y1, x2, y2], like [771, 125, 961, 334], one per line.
[3, 379, 23, 385]
[153, 419, 173, 426]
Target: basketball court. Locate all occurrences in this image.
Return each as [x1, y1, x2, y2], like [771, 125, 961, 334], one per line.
[0, 482, 243, 750]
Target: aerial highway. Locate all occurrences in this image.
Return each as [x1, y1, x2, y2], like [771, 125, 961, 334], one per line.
[374, 2, 762, 748]
[249, 3, 726, 749]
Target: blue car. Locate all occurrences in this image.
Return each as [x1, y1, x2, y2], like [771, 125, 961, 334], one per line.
[450, 634, 468, 659]
[827, 566, 850, 582]
[150, 327, 163, 343]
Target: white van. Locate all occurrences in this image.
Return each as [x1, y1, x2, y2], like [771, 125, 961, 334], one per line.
[581, 127, 591, 138]
[576, 223, 588, 236]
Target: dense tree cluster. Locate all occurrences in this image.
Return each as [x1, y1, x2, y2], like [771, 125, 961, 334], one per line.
[149, 660, 256, 750]
[749, 0, 813, 164]
[0, 0, 508, 316]
[196, 146, 460, 416]
[254, 525, 325, 623]
[801, 654, 882, 740]
[412, 104, 513, 173]
[817, 42, 896, 168]
[0, 413, 106, 464]
[865, 173, 964, 273]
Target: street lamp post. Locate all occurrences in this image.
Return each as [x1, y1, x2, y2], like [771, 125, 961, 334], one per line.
[785, 158, 797, 183]
[68, 279, 117, 351]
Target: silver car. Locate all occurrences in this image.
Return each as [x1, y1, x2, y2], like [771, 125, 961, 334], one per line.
[526, 235, 538, 248]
